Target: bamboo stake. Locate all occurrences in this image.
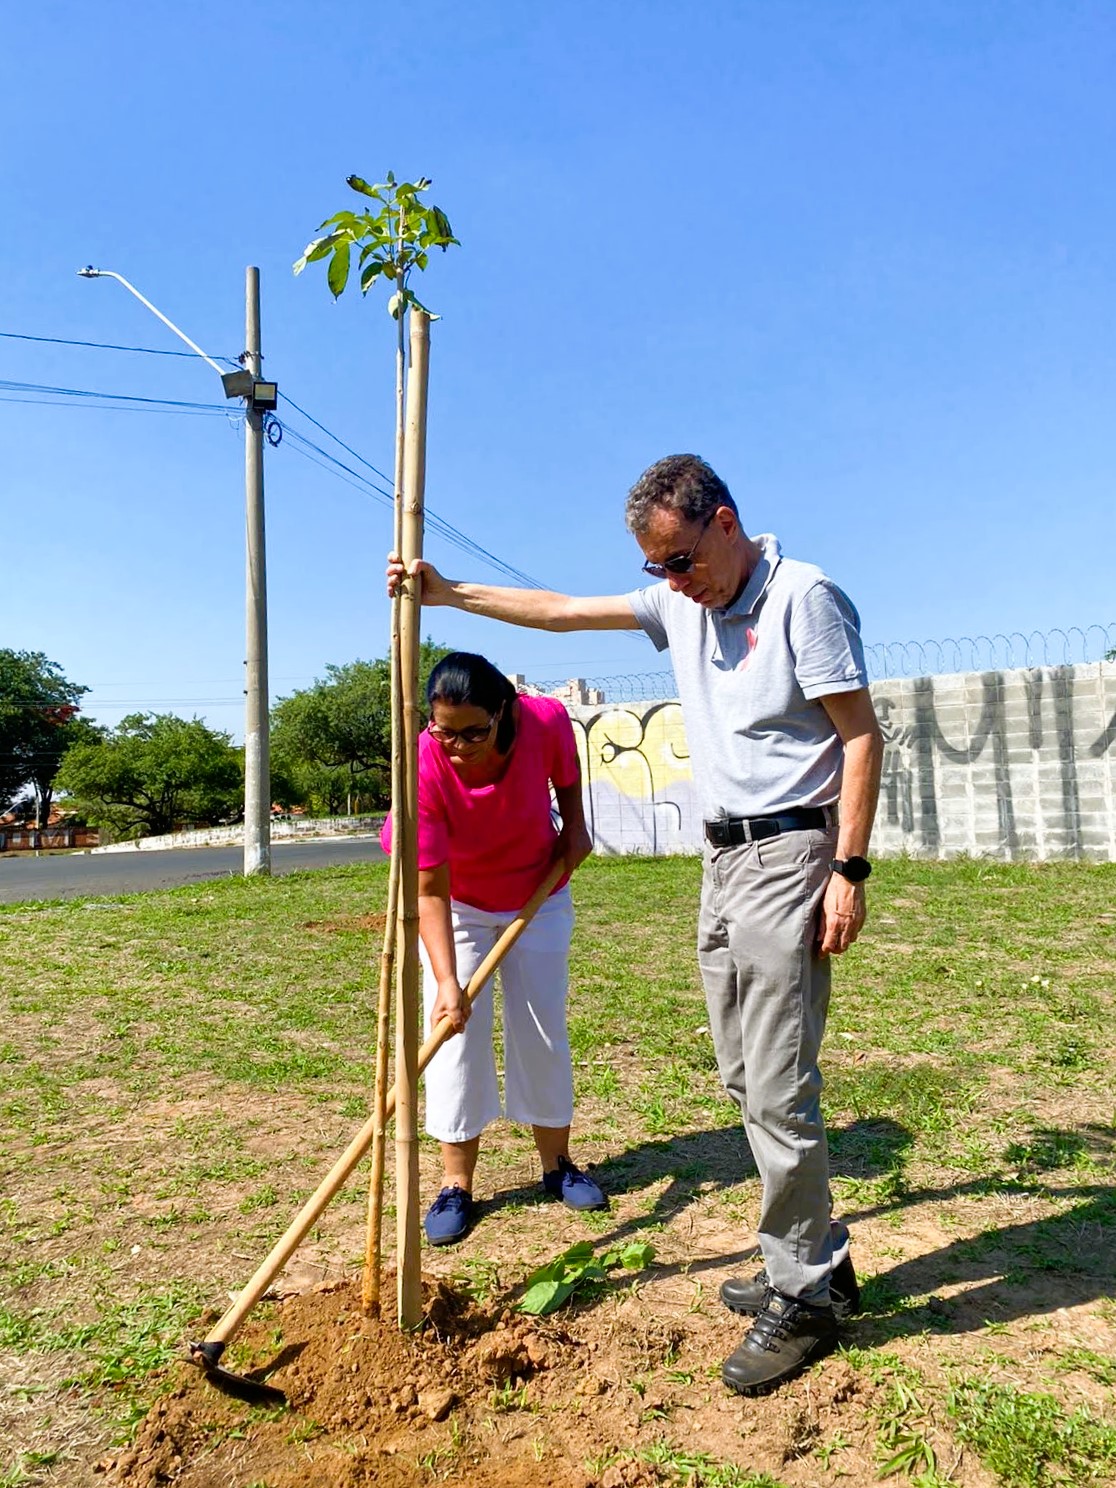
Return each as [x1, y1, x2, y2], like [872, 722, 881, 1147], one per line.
[361, 226, 410, 1317]
[191, 860, 563, 1365]
[396, 308, 430, 1330]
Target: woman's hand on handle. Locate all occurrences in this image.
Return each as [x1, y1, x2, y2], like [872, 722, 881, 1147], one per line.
[430, 975, 470, 1037]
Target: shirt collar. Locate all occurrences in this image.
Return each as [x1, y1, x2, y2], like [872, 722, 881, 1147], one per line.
[716, 533, 782, 619]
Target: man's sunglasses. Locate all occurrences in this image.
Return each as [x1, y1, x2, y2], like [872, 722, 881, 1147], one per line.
[641, 510, 716, 580]
[427, 715, 497, 746]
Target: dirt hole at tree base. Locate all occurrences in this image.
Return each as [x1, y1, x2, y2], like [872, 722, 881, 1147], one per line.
[100, 1271, 885, 1488]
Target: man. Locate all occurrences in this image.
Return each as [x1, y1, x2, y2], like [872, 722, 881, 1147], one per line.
[388, 454, 882, 1394]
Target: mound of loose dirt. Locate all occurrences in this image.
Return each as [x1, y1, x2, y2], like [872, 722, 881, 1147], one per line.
[101, 1271, 885, 1488]
[103, 1276, 592, 1488]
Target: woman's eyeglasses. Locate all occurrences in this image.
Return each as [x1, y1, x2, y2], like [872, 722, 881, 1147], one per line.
[641, 511, 716, 580]
[427, 716, 497, 746]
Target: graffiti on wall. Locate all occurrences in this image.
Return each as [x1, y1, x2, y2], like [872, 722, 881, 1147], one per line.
[568, 701, 700, 855]
[568, 662, 1116, 861]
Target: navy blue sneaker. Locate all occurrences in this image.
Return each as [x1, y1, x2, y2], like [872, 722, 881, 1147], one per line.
[423, 1185, 474, 1246]
[542, 1156, 607, 1212]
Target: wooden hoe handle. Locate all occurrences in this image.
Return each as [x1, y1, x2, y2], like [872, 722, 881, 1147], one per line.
[196, 858, 566, 1356]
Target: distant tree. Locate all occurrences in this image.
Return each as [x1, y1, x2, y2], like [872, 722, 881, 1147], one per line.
[0, 650, 93, 827]
[270, 642, 450, 814]
[1105, 645, 1116, 662]
[55, 713, 242, 839]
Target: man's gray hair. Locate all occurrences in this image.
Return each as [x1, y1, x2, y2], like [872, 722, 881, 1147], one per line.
[625, 454, 738, 535]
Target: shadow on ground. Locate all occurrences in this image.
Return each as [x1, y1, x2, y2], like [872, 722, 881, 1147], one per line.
[475, 1118, 1114, 1338]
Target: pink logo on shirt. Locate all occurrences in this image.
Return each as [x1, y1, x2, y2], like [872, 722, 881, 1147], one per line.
[736, 627, 759, 671]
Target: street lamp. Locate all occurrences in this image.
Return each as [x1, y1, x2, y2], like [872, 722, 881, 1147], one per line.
[78, 265, 273, 876]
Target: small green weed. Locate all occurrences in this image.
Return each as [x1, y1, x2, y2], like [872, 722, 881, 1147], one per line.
[638, 1439, 788, 1486]
[489, 1379, 533, 1412]
[0, 1453, 62, 1488]
[417, 1443, 458, 1478]
[813, 1431, 850, 1469]
[1054, 1346, 1116, 1387]
[947, 1378, 1116, 1487]
[875, 1379, 937, 1480]
[451, 1256, 500, 1304]
[238, 1183, 280, 1213]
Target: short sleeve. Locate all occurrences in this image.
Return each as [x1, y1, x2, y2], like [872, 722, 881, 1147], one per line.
[544, 698, 580, 789]
[416, 796, 450, 870]
[790, 580, 868, 699]
[625, 584, 671, 653]
[415, 734, 450, 868]
[379, 789, 450, 869]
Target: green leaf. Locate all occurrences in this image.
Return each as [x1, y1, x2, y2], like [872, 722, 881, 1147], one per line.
[319, 210, 361, 231]
[405, 287, 438, 318]
[521, 1242, 593, 1288]
[430, 206, 458, 245]
[386, 289, 403, 319]
[346, 174, 378, 198]
[619, 1241, 655, 1270]
[327, 242, 351, 298]
[360, 262, 384, 294]
[292, 231, 342, 275]
[518, 1278, 576, 1315]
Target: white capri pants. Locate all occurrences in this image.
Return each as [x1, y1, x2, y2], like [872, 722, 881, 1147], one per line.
[421, 886, 575, 1143]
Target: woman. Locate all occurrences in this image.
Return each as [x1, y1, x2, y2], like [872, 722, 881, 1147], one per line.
[382, 651, 604, 1245]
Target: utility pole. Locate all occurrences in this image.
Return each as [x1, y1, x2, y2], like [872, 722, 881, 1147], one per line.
[78, 264, 276, 877]
[242, 267, 271, 876]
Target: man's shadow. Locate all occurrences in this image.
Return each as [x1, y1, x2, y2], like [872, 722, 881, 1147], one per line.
[482, 1114, 915, 1286]
[840, 1122, 1116, 1343]
[482, 1118, 1115, 1335]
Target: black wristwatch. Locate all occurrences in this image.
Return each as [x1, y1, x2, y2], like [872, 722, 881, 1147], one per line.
[831, 856, 872, 883]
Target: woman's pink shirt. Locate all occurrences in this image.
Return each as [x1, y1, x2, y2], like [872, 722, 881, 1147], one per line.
[380, 694, 579, 912]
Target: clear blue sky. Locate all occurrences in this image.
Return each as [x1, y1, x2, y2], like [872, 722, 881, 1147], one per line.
[3, 1, 1113, 737]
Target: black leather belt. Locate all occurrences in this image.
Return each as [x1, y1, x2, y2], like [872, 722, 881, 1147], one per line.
[704, 806, 830, 847]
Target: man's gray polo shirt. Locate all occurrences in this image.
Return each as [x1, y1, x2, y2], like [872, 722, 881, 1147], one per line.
[625, 534, 867, 820]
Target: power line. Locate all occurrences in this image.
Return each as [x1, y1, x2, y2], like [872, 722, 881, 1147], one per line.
[0, 393, 232, 417]
[0, 347, 645, 636]
[0, 378, 235, 415]
[0, 329, 240, 364]
[277, 418, 553, 590]
[2, 344, 559, 587]
[0, 371, 548, 585]
[278, 391, 394, 487]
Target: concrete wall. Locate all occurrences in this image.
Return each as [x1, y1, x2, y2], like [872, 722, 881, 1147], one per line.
[567, 661, 1116, 862]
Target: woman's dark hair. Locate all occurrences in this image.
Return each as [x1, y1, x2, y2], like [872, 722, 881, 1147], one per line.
[427, 652, 518, 752]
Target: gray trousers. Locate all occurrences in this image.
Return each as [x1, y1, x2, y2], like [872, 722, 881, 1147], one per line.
[698, 823, 838, 1305]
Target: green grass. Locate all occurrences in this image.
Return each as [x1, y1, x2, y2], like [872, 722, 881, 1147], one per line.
[948, 1379, 1116, 1487]
[590, 1441, 787, 1488]
[1, 855, 1114, 1482]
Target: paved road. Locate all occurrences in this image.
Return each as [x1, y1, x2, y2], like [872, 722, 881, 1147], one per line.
[0, 836, 387, 904]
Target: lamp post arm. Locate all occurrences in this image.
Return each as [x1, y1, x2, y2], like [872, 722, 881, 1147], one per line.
[77, 268, 227, 378]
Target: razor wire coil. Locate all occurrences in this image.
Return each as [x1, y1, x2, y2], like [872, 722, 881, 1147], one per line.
[526, 623, 1116, 702]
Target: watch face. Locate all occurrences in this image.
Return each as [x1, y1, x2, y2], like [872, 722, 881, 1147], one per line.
[840, 856, 872, 883]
